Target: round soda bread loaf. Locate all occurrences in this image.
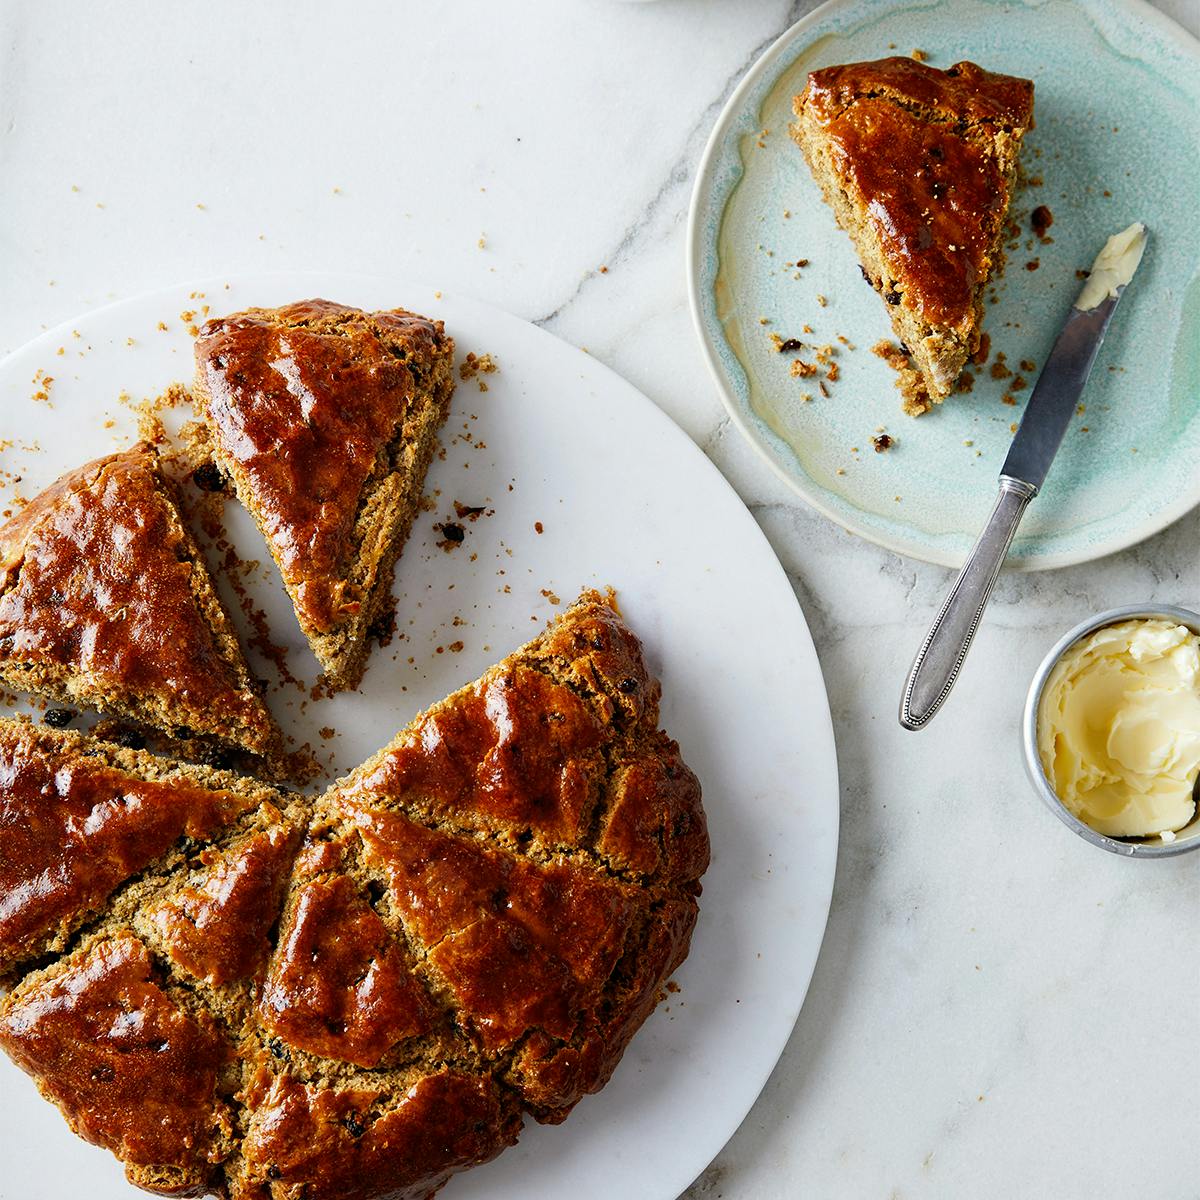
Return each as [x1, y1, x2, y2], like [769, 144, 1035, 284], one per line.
[0, 591, 708, 1200]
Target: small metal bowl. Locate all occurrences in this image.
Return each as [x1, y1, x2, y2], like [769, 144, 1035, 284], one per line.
[1022, 603, 1200, 858]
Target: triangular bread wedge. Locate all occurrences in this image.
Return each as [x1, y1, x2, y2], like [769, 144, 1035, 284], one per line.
[0, 720, 305, 1196]
[193, 300, 455, 690]
[0, 445, 283, 763]
[0, 719, 298, 982]
[792, 57, 1034, 413]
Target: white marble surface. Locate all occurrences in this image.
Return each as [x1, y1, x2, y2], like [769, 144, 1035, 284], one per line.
[1, 2, 1197, 1198]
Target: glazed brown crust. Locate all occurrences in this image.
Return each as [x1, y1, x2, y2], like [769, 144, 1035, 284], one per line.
[0, 593, 707, 1199]
[0, 721, 262, 977]
[232, 1068, 520, 1200]
[340, 662, 611, 847]
[0, 444, 282, 758]
[0, 934, 236, 1195]
[793, 57, 1033, 403]
[347, 802, 641, 1052]
[145, 822, 302, 988]
[333, 593, 695, 869]
[257, 867, 437, 1069]
[801, 56, 1033, 132]
[193, 300, 455, 688]
[296, 590, 709, 1126]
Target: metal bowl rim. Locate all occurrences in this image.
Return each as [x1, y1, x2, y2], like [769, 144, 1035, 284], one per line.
[1022, 603, 1200, 859]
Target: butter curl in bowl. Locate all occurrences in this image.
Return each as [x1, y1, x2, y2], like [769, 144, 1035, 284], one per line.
[1023, 605, 1200, 857]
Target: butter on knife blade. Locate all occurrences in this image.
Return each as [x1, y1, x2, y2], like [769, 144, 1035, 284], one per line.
[1075, 222, 1146, 311]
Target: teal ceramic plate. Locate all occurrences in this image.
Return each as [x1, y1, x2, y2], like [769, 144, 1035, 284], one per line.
[688, 0, 1200, 569]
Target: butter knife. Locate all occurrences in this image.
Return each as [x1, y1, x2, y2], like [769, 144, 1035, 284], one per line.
[899, 223, 1148, 731]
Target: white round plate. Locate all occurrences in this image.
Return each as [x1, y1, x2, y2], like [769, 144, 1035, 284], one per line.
[0, 273, 838, 1200]
[687, 0, 1200, 570]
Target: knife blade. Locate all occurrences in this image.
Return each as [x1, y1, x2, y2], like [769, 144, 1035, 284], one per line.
[1002, 226, 1147, 489]
[899, 223, 1149, 731]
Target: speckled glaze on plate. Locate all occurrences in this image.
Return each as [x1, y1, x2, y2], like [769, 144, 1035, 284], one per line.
[688, 0, 1200, 569]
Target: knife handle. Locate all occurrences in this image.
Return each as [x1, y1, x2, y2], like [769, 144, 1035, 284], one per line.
[899, 475, 1037, 730]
